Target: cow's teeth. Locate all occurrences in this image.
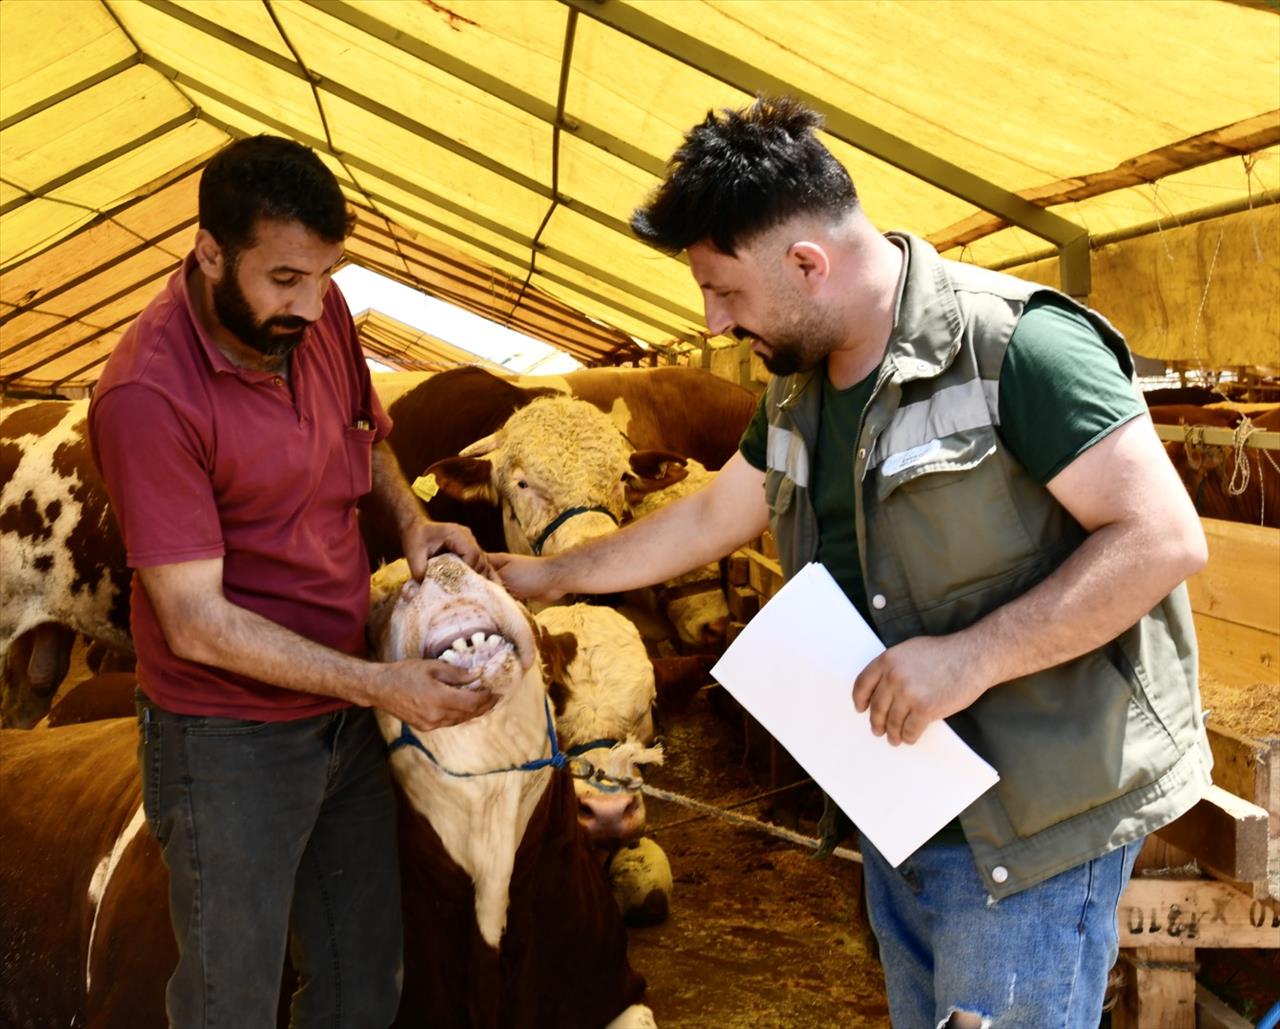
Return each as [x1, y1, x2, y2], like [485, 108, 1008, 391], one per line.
[451, 638, 468, 653]
[439, 650, 460, 665]
[487, 634, 502, 646]
[471, 632, 486, 646]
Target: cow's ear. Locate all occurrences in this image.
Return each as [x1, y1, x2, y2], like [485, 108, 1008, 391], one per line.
[426, 457, 498, 504]
[533, 625, 578, 715]
[626, 450, 689, 502]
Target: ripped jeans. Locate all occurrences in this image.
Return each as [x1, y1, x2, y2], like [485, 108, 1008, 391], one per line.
[860, 833, 1142, 1029]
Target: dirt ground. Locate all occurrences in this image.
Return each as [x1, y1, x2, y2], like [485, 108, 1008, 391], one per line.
[627, 685, 890, 1028]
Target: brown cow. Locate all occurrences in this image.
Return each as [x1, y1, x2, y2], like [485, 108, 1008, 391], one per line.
[0, 399, 133, 727]
[0, 556, 653, 1028]
[1146, 401, 1280, 527]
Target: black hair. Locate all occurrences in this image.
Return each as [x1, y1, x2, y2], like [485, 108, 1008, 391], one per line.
[631, 96, 858, 256]
[198, 135, 355, 258]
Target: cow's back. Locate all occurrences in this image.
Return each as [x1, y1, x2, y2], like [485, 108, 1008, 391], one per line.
[562, 366, 758, 470]
[0, 718, 167, 1028]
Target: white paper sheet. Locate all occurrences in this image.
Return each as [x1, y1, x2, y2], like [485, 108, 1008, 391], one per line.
[711, 562, 999, 867]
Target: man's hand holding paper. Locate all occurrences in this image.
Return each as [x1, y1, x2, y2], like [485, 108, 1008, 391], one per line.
[853, 634, 992, 747]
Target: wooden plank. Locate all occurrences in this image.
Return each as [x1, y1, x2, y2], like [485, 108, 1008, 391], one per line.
[727, 585, 760, 623]
[1154, 422, 1280, 450]
[726, 554, 750, 588]
[1153, 785, 1269, 882]
[1117, 878, 1280, 948]
[1113, 946, 1196, 1029]
[1194, 612, 1280, 689]
[1194, 984, 1255, 1029]
[1187, 520, 1280, 634]
[741, 548, 782, 579]
[1207, 725, 1276, 815]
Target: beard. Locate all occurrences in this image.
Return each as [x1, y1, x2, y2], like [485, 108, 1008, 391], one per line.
[738, 284, 846, 377]
[741, 322, 840, 377]
[212, 264, 310, 359]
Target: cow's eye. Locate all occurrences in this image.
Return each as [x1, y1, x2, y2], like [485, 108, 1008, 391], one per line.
[516, 480, 528, 490]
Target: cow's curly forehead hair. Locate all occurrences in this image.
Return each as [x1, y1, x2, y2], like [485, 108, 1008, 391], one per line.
[198, 135, 355, 260]
[630, 96, 858, 256]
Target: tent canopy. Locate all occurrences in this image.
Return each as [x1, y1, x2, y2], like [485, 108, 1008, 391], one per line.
[2, 0, 1277, 393]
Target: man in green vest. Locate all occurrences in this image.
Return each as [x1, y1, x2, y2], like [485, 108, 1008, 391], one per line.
[494, 97, 1211, 1028]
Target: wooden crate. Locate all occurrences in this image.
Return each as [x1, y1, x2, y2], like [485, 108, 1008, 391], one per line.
[1118, 518, 1279, 1028]
[1186, 518, 1280, 898]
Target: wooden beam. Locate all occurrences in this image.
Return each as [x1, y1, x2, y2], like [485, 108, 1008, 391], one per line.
[1195, 984, 1256, 1029]
[1153, 784, 1269, 882]
[1113, 946, 1196, 1029]
[1194, 612, 1280, 690]
[930, 110, 1280, 252]
[1190, 519, 1280, 634]
[1117, 878, 1280, 948]
[1153, 422, 1280, 451]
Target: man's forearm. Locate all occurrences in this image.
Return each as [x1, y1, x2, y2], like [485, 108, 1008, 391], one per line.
[548, 454, 769, 595]
[371, 441, 425, 535]
[164, 592, 386, 706]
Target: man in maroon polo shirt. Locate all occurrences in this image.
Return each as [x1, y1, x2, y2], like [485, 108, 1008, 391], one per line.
[89, 136, 494, 1027]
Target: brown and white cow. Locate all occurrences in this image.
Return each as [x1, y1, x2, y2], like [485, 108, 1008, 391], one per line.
[0, 556, 653, 1029]
[0, 400, 132, 727]
[534, 603, 662, 843]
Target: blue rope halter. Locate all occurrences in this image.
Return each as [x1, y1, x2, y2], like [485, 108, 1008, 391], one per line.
[387, 696, 623, 785]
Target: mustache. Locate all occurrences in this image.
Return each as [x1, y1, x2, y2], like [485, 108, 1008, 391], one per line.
[265, 317, 310, 334]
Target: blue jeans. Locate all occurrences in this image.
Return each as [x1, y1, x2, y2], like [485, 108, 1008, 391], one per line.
[137, 694, 403, 1028]
[860, 833, 1142, 1028]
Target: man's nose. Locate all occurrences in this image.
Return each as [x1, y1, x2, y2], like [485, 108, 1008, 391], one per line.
[703, 296, 734, 338]
[289, 281, 326, 323]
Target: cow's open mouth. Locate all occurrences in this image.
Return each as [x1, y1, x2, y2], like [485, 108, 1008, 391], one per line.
[425, 628, 516, 688]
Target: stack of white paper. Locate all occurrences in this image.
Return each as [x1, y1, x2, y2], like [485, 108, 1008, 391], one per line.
[710, 562, 999, 866]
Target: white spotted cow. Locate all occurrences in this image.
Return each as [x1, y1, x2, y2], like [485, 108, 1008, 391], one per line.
[0, 399, 132, 727]
[0, 556, 654, 1029]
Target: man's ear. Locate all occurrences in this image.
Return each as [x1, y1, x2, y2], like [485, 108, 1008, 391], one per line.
[194, 228, 227, 283]
[786, 241, 830, 294]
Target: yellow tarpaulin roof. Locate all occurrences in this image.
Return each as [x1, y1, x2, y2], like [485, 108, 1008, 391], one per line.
[1, 0, 1277, 393]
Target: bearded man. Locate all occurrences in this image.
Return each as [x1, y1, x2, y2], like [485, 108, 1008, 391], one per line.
[89, 136, 497, 1027]
[494, 98, 1212, 1028]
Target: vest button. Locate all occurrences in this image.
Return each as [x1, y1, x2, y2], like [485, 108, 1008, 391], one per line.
[991, 865, 1009, 884]
[857, 448, 866, 460]
[871, 594, 887, 610]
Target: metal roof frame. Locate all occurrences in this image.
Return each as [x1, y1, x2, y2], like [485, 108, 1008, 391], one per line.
[563, 0, 1093, 295]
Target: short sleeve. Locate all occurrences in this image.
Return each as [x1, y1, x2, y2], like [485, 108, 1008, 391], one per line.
[998, 297, 1146, 485]
[738, 391, 769, 470]
[91, 385, 225, 567]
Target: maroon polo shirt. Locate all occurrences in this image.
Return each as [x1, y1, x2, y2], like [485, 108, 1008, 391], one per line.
[89, 253, 391, 719]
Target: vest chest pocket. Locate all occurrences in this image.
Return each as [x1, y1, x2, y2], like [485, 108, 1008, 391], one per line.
[871, 426, 1039, 620]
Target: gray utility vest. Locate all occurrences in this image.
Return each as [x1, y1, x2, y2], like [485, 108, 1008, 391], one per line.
[763, 232, 1212, 898]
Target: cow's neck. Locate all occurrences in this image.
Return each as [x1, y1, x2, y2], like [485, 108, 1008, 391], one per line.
[389, 672, 552, 949]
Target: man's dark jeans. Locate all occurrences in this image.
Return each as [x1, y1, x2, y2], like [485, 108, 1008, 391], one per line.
[136, 693, 403, 1028]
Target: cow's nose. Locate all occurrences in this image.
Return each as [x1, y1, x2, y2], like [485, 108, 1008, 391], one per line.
[577, 791, 644, 843]
[700, 614, 729, 646]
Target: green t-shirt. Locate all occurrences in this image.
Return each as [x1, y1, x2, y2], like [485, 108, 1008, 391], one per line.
[740, 297, 1144, 846]
[739, 294, 1145, 618]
